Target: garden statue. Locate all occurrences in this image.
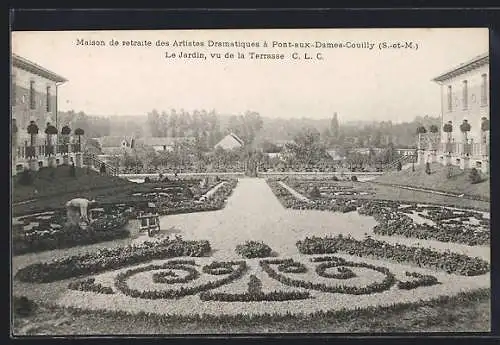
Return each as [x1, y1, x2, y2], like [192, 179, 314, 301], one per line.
[65, 198, 97, 226]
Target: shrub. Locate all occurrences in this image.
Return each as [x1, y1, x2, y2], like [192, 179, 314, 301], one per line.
[351, 175, 358, 182]
[469, 168, 483, 184]
[425, 162, 431, 175]
[13, 296, 37, 317]
[235, 241, 273, 258]
[308, 186, 321, 198]
[144, 177, 151, 183]
[17, 169, 34, 186]
[332, 176, 339, 181]
[15, 237, 212, 283]
[296, 235, 490, 276]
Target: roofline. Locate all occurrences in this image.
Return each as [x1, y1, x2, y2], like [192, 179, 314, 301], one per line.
[432, 53, 489, 83]
[12, 53, 68, 83]
[229, 133, 244, 145]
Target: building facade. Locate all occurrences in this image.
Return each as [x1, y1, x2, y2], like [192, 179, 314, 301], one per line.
[11, 54, 75, 174]
[422, 53, 489, 173]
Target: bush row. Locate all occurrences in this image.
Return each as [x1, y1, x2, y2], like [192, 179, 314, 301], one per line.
[296, 235, 490, 276]
[13, 215, 130, 256]
[15, 237, 211, 283]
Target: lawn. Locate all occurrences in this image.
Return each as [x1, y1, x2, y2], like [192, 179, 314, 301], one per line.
[373, 163, 490, 201]
[285, 178, 489, 211]
[13, 289, 490, 334]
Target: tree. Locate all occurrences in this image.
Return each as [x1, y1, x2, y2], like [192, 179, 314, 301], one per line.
[330, 112, 340, 142]
[429, 125, 439, 133]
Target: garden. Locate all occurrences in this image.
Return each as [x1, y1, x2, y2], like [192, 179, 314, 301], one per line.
[12, 178, 490, 334]
[12, 176, 239, 256]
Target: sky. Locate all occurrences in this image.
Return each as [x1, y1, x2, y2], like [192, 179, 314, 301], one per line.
[12, 28, 488, 123]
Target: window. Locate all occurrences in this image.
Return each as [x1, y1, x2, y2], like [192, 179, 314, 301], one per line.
[462, 80, 468, 110]
[46, 86, 51, 112]
[481, 73, 488, 106]
[30, 80, 36, 109]
[447, 85, 452, 111]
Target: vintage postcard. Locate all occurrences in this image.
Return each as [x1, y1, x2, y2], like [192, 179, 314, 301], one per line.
[11, 28, 490, 335]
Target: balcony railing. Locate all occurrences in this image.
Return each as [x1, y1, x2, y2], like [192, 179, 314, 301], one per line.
[45, 145, 55, 156]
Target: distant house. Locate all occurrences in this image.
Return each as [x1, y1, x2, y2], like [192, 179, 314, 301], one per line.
[326, 149, 346, 162]
[214, 133, 244, 150]
[136, 137, 194, 152]
[95, 136, 194, 154]
[95, 136, 134, 155]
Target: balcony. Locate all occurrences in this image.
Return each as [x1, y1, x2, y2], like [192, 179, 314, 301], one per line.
[462, 143, 472, 156]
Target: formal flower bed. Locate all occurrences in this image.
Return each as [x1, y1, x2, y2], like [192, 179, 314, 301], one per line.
[199, 274, 311, 302]
[235, 241, 273, 258]
[286, 179, 376, 199]
[13, 210, 131, 256]
[260, 258, 397, 295]
[268, 178, 490, 246]
[359, 201, 490, 246]
[114, 260, 247, 299]
[15, 237, 212, 283]
[154, 179, 238, 216]
[296, 235, 490, 276]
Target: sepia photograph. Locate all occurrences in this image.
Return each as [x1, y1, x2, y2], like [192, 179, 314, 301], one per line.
[10, 27, 491, 335]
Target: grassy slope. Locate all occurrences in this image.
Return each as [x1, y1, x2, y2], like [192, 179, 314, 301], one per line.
[12, 166, 130, 203]
[373, 163, 490, 201]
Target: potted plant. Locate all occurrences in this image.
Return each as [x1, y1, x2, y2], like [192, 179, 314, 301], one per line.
[74, 128, 85, 152]
[480, 117, 489, 157]
[45, 122, 58, 158]
[74, 128, 85, 168]
[416, 126, 427, 150]
[26, 121, 40, 171]
[460, 120, 472, 156]
[428, 125, 439, 151]
[61, 125, 72, 164]
[443, 121, 453, 153]
[481, 117, 490, 132]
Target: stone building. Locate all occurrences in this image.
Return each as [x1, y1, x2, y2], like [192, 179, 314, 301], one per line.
[420, 53, 489, 173]
[11, 54, 76, 174]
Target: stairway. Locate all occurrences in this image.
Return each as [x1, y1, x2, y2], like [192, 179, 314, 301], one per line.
[83, 153, 118, 176]
[382, 154, 417, 172]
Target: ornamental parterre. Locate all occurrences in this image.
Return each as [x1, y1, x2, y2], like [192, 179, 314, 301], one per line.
[267, 179, 490, 246]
